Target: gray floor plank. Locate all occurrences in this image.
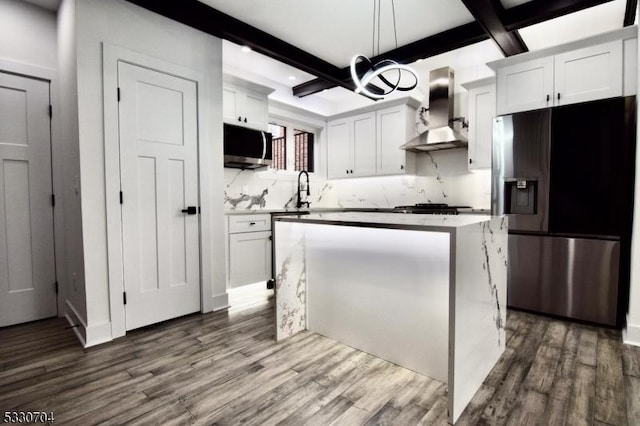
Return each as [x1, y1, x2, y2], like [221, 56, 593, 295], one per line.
[1, 297, 636, 426]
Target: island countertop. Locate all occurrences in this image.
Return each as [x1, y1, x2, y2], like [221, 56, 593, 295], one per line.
[273, 211, 503, 231]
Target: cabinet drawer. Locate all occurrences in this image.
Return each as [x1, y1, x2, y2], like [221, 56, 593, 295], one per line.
[228, 214, 271, 233]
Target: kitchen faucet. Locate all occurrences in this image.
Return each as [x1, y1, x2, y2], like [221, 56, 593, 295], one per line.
[296, 170, 310, 209]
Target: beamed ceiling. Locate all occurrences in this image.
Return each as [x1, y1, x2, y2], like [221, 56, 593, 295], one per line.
[126, 0, 637, 99]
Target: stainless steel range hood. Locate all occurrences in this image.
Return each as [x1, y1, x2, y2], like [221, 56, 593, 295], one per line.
[401, 67, 467, 152]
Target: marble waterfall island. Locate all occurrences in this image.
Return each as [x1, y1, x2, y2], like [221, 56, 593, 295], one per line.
[273, 212, 508, 424]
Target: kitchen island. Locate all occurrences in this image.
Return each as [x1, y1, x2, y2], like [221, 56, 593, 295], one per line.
[273, 212, 507, 424]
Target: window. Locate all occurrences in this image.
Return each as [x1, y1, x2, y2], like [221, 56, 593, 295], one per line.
[294, 129, 314, 172]
[269, 124, 286, 170]
[268, 120, 316, 173]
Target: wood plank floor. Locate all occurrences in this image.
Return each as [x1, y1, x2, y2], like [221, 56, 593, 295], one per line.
[1, 296, 639, 425]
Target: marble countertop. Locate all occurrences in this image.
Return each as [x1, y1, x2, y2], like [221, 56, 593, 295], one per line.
[225, 208, 491, 216]
[274, 211, 503, 231]
[224, 207, 395, 215]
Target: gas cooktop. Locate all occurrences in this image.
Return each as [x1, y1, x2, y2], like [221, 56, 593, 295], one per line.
[392, 203, 470, 215]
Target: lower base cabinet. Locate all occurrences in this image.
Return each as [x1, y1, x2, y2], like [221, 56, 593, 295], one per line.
[227, 214, 272, 288]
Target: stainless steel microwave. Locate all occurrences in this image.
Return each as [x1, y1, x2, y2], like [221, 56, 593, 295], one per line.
[223, 123, 272, 169]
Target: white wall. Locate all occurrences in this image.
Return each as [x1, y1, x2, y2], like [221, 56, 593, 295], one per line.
[0, 0, 84, 326]
[73, 0, 225, 339]
[57, 0, 87, 330]
[625, 15, 640, 346]
[0, 0, 57, 69]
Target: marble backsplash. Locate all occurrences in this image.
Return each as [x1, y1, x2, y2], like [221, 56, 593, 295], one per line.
[224, 148, 491, 211]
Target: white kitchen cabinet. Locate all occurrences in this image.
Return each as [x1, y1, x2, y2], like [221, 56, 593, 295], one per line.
[226, 214, 272, 289]
[376, 105, 416, 176]
[496, 57, 553, 115]
[496, 40, 624, 115]
[327, 100, 416, 179]
[553, 41, 622, 106]
[352, 112, 377, 177]
[462, 78, 496, 170]
[223, 75, 274, 131]
[327, 119, 352, 179]
[327, 112, 376, 178]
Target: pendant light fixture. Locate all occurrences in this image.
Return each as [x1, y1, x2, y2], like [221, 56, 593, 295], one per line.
[350, 0, 419, 100]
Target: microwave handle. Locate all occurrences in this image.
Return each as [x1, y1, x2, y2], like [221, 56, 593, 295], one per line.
[261, 131, 267, 160]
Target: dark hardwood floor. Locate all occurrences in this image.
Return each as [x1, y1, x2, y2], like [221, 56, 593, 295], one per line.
[1, 296, 639, 425]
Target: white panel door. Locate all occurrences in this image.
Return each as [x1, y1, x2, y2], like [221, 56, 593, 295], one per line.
[118, 62, 200, 331]
[351, 112, 376, 177]
[554, 40, 623, 106]
[0, 72, 56, 327]
[496, 57, 554, 115]
[327, 119, 351, 179]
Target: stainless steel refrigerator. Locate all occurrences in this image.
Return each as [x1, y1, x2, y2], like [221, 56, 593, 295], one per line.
[492, 96, 636, 326]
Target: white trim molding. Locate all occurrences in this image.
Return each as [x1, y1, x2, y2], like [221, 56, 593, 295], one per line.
[624, 319, 640, 347]
[213, 292, 230, 311]
[64, 299, 87, 347]
[64, 300, 112, 347]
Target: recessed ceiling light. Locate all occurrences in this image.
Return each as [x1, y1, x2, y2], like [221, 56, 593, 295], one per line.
[288, 75, 296, 81]
[241, 46, 251, 53]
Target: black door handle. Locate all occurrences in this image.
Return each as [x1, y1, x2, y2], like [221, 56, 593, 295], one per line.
[181, 206, 197, 215]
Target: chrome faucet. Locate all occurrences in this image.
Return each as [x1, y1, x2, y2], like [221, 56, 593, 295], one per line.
[297, 170, 310, 209]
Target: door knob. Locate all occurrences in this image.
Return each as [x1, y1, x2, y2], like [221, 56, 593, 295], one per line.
[181, 206, 197, 215]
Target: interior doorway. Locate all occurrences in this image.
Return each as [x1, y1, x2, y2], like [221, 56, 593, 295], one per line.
[0, 71, 56, 327]
[116, 61, 201, 331]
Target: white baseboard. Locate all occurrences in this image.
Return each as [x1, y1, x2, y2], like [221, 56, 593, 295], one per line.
[624, 322, 640, 347]
[64, 300, 112, 347]
[64, 300, 87, 347]
[212, 292, 230, 311]
[85, 322, 113, 347]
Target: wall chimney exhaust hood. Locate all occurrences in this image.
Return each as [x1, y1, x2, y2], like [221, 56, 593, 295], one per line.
[401, 67, 467, 152]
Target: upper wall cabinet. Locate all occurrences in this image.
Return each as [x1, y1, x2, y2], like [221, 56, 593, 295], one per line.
[462, 78, 496, 170]
[376, 105, 416, 176]
[327, 113, 377, 179]
[223, 75, 274, 131]
[327, 101, 417, 179]
[489, 27, 637, 116]
[496, 41, 622, 115]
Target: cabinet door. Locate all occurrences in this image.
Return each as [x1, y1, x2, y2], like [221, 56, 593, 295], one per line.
[377, 106, 409, 175]
[468, 84, 496, 170]
[229, 231, 272, 288]
[351, 112, 376, 177]
[223, 85, 240, 125]
[327, 119, 351, 179]
[554, 40, 622, 106]
[496, 57, 554, 115]
[243, 89, 269, 131]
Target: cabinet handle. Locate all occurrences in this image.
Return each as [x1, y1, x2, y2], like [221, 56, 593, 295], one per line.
[469, 158, 473, 164]
[350, 169, 353, 174]
[346, 169, 349, 174]
[238, 116, 242, 122]
[244, 117, 247, 123]
[557, 93, 561, 100]
[400, 165, 404, 170]
[546, 94, 550, 102]
[249, 222, 256, 225]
